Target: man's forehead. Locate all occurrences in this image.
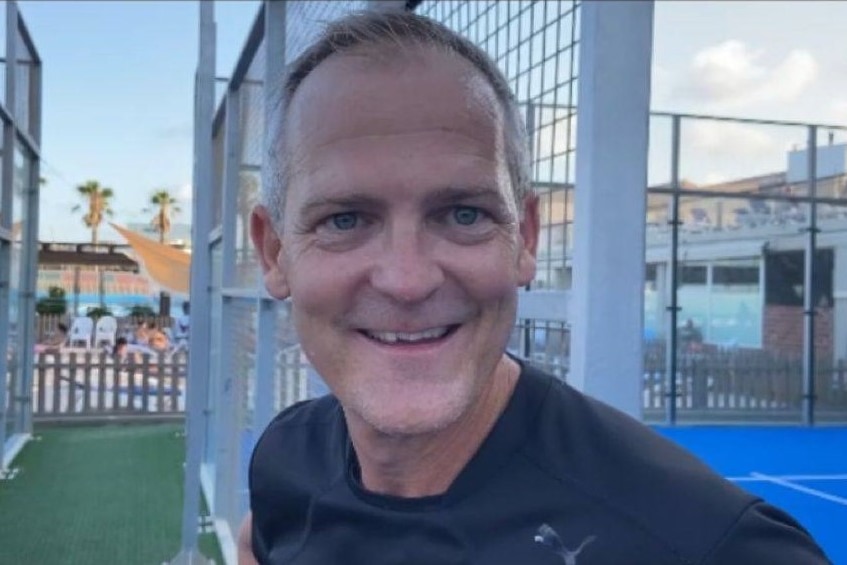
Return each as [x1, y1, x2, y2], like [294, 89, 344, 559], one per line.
[285, 46, 505, 150]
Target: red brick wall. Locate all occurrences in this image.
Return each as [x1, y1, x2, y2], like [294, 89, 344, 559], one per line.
[763, 304, 833, 356]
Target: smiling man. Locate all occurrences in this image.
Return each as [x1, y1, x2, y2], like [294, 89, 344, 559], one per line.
[242, 9, 829, 565]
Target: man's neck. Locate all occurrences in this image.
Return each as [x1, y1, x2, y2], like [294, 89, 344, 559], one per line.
[346, 356, 520, 498]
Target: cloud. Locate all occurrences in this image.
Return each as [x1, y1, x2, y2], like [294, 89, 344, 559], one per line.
[686, 120, 779, 158]
[673, 40, 818, 110]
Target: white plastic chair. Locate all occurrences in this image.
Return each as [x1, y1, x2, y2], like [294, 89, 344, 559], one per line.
[68, 316, 94, 349]
[94, 316, 118, 349]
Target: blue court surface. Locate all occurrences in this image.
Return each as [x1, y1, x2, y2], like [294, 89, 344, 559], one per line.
[656, 426, 847, 564]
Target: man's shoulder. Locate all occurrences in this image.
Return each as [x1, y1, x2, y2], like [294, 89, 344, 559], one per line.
[518, 365, 762, 561]
[250, 394, 344, 488]
[267, 394, 340, 428]
[255, 394, 342, 452]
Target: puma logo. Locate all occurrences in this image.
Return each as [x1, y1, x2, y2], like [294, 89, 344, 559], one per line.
[534, 523, 597, 565]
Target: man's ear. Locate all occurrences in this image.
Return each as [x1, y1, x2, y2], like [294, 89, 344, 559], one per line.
[250, 205, 290, 300]
[516, 193, 539, 287]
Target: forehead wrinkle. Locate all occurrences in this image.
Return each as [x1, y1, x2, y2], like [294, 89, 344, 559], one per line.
[299, 129, 501, 173]
[287, 47, 505, 143]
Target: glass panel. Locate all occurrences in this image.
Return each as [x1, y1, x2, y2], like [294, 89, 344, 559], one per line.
[0, 8, 7, 108]
[709, 259, 762, 348]
[235, 38, 264, 290]
[643, 194, 670, 421]
[211, 120, 225, 230]
[534, 186, 571, 290]
[218, 297, 257, 530]
[420, 0, 580, 189]
[13, 144, 29, 227]
[274, 300, 325, 412]
[204, 242, 223, 466]
[15, 25, 31, 132]
[5, 239, 21, 439]
[814, 201, 847, 422]
[667, 194, 802, 423]
[0, 132, 5, 225]
[285, 1, 369, 63]
[812, 127, 847, 199]
[679, 117, 809, 196]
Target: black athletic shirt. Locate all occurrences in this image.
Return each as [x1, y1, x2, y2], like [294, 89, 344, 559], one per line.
[249, 362, 830, 564]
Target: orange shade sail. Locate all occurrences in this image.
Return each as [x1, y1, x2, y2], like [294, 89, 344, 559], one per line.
[110, 223, 191, 294]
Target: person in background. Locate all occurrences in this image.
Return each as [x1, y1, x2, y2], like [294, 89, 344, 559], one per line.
[679, 318, 705, 354]
[177, 301, 190, 337]
[172, 301, 190, 353]
[147, 323, 170, 353]
[133, 320, 151, 346]
[34, 323, 67, 354]
[112, 336, 129, 360]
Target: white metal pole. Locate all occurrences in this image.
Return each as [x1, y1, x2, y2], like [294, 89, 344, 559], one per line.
[213, 87, 241, 527]
[171, 1, 215, 562]
[0, 0, 18, 473]
[569, 1, 654, 419]
[252, 0, 287, 436]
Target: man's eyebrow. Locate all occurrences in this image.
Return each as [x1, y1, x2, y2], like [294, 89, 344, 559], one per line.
[298, 194, 384, 215]
[423, 186, 505, 206]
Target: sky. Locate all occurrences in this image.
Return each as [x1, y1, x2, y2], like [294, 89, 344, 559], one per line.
[17, 0, 259, 243]
[650, 1, 847, 187]
[16, 0, 847, 243]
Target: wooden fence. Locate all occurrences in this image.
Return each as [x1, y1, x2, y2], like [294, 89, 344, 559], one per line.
[30, 350, 187, 423]
[642, 345, 847, 421]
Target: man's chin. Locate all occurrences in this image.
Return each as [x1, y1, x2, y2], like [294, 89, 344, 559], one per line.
[352, 397, 468, 438]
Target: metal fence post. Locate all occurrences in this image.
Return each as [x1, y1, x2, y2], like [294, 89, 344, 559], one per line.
[803, 125, 819, 426]
[665, 115, 681, 425]
[171, 1, 215, 562]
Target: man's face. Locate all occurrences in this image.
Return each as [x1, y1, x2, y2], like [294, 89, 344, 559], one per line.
[253, 48, 538, 436]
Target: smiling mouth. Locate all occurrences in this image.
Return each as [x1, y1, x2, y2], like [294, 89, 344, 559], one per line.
[359, 325, 460, 345]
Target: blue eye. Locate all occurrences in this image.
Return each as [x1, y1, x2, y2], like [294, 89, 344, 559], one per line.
[453, 206, 480, 226]
[331, 212, 358, 230]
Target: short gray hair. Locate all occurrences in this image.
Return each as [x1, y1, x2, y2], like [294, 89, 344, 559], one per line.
[263, 9, 532, 227]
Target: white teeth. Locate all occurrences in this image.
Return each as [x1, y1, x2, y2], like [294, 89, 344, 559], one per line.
[365, 327, 450, 344]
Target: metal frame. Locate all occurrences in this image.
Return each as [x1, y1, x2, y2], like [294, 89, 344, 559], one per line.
[252, 0, 285, 437]
[173, 1, 215, 561]
[0, 1, 17, 472]
[665, 115, 681, 424]
[211, 87, 241, 529]
[803, 125, 818, 426]
[654, 116, 847, 425]
[1, 0, 42, 473]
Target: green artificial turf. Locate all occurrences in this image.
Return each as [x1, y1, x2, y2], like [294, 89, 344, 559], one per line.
[0, 424, 223, 565]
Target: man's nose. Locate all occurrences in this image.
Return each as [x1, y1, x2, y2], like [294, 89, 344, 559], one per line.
[369, 223, 445, 304]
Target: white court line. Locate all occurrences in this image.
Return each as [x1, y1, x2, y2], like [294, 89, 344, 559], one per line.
[727, 473, 847, 482]
[747, 472, 847, 507]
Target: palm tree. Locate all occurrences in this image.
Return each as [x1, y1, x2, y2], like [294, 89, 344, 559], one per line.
[72, 180, 114, 245]
[148, 190, 181, 244]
